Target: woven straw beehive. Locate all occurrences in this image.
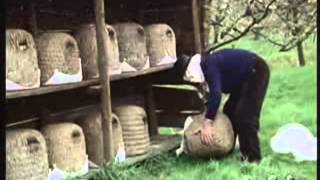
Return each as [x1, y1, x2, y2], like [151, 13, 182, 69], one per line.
[79, 107, 124, 165]
[6, 129, 49, 180]
[41, 123, 86, 172]
[114, 105, 150, 157]
[6, 29, 40, 89]
[184, 112, 235, 158]
[144, 24, 177, 67]
[74, 24, 121, 79]
[36, 32, 81, 85]
[113, 23, 149, 71]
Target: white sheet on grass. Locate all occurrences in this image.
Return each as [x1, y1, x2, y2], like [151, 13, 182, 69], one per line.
[270, 123, 317, 162]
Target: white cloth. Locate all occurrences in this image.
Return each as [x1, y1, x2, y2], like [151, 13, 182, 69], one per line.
[44, 58, 83, 85]
[183, 54, 205, 83]
[48, 155, 89, 180]
[270, 123, 317, 162]
[120, 58, 150, 72]
[156, 56, 177, 66]
[6, 69, 40, 91]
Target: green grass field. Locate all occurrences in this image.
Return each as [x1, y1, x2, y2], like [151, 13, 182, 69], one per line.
[79, 36, 317, 180]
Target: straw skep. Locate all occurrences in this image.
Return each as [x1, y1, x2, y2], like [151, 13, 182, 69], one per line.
[184, 112, 235, 158]
[41, 122, 86, 172]
[114, 104, 150, 157]
[79, 106, 124, 165]
[74, 24, 121, 79]
[36, 32, 81, 84]
[6, 29, 40, 89]
[113, 23, 149, 71]
[6, 129, 49, 180]
[144, 24, 177, 67]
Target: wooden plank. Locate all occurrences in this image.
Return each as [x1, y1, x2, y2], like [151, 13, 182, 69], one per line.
[6, 64, 175, 100]
[6, 79, 99, 99]
[191, 0, 202, 53]
[124, 135, 180, 165]
[95, 0, 113, 163]
[111, 63, 174, 81]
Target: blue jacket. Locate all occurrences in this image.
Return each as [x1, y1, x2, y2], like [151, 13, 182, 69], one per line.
[200, 48, 258, 120]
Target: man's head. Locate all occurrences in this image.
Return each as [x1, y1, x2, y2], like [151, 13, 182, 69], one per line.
[174, 54, 205, 84]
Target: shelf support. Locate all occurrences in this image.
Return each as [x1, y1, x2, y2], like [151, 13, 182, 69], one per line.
[94, 0, 114, 163]
[146, 84, 159, 137]
[192, 0, 202, 54]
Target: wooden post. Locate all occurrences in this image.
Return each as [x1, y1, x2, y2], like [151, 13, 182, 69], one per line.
[146, 84, 158, 137]
[94, 0, 114, 163]
[192, 0, 202, 54]
[200, 0, 211, 51]
[28, 3, 38, 36]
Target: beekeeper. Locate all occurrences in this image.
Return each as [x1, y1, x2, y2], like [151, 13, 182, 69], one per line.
[174, 48, 270, 162]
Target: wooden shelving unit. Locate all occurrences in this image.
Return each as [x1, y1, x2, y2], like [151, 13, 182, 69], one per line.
[6, 0, 204, 171]
[6, 63, 174, 99]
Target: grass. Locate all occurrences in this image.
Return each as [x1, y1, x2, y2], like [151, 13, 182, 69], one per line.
[76, 36, 317, 180]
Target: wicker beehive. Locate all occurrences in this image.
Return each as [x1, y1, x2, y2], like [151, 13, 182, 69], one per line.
[36, 32, 81, 85]
[113, 23, 149, 71]
[6, 29, 40, 90]
[41, 123, 86, 172]
[184, 112, 235, 158]
[74, 24, 121, 79]
[144, 24, 177, 67]
[114, 105, 150, 157]
[6, 129, 49, 180]
[79, 107, 124, 165]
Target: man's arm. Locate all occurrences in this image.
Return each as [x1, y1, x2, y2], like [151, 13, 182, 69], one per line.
[204, 64, 222, 121]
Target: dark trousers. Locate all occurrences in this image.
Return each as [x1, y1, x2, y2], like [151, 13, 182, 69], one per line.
[223, 57, 270, 162]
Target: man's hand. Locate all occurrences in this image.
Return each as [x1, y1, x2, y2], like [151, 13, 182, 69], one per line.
[200, 119, 214, 145]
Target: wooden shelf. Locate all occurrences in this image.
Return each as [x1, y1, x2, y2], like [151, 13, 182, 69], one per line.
[124, 135, 180, 165]
[6, 63, 175, 99]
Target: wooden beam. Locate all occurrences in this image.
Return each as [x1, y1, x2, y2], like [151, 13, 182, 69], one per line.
[192, 0, 202, 53]
[94, 0, 114, 163]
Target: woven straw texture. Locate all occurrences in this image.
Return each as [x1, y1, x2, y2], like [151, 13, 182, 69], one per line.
[6, 129, 49, 180]
[144, 24, 177, 67]
[114, 105, 150, 157]
[36, 32, 80, 84]
[79, 106, 124, 165]
[113, 23, 149, 71]
[6, 29, 40, 88]
[74, 24, 121, 79]
[41, 123, 86, 172]
[184, 112, 235, 157]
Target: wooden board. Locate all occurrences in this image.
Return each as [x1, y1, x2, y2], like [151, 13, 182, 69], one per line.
[6, 63, 175, 99]
[124, 135, 180, 165]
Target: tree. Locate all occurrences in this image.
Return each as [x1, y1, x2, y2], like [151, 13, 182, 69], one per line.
[203, 0, 277, 54]
[255, 0, 317, 66]
[203, 0, 316, 66]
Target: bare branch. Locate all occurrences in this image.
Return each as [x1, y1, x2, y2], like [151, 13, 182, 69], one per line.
[205, 0, 277, 54]
[279, 23, 316, 51]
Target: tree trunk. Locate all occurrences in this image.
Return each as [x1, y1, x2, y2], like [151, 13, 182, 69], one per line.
[296, 41, 305, 67]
